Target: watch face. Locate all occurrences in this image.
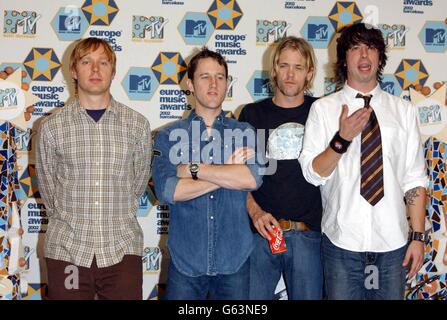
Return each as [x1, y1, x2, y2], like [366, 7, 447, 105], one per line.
[412, 232, 425, 242]
[190, 163, 199, 173]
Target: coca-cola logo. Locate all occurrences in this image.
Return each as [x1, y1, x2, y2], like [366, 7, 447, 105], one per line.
[272, 230, 283, 250]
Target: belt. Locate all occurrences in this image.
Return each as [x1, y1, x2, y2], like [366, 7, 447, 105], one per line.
[278, 219, 310, 232]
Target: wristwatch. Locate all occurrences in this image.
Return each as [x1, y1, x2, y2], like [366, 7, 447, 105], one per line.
[409, 231, 426, 243]
[189, 163, 199, 180]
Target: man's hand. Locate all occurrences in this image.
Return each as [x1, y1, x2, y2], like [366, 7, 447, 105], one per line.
[247, 192, 280, 240]
[251, 211, 281, 241]
[226, 147, 255, 164]
[403, 240, 424, 279]
[339, 104, 371, 141]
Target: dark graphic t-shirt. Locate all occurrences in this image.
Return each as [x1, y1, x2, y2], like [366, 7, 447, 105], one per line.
[239, 96, 322, 232]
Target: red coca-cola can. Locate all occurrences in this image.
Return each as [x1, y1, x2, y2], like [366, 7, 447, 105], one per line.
[268, 225, 287, 254]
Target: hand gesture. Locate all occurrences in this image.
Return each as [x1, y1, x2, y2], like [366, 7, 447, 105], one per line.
[338, 104, 371, 141]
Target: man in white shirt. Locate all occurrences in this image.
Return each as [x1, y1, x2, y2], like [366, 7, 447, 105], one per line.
[299, 23, 427, 300]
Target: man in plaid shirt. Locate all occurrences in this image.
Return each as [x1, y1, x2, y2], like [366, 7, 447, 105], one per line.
[36, 38, 152, 300]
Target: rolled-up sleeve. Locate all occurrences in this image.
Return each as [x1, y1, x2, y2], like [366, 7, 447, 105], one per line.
[401, 102, 428, 193]
[298, 101, 334, 186]
[152, 129, 180, 205]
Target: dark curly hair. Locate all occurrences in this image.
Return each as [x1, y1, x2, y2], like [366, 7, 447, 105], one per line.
[334, 23, 387, 90]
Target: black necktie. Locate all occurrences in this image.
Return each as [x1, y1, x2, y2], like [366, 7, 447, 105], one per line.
[357, 93, 384, 206]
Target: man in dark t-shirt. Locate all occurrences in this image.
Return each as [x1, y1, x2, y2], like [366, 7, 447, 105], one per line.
[239, 36, 323, 300]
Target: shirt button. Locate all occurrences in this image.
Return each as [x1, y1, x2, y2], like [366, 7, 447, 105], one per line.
[209, 156, 213, 160]
[95, 201, 99, 205]
[210, 216, 214, 220]
[210, 195, 214, 199]
[95, 181, 99, 186]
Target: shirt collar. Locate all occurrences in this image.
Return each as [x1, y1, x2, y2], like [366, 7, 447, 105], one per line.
[187, 109, 230, 128]
[72, 95, 119, 118]
[343, 82, 382, 100]
[342, 82, 382, 107]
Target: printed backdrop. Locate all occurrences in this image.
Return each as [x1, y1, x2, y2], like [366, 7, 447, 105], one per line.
[0, 0, 446, 300]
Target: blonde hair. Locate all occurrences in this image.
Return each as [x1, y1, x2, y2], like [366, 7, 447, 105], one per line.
[270, 36, 316, 91]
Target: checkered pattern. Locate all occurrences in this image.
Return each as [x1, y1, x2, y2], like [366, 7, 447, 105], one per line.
[35, 98, 152, 268]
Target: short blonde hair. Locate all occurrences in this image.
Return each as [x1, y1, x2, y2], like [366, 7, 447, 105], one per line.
[270, 36, 316, 91]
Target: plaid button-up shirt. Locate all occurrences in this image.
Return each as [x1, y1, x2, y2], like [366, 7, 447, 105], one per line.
[36, 97, 152, 268]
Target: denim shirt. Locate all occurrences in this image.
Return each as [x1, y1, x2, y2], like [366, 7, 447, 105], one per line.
[152, 110, 263, 276]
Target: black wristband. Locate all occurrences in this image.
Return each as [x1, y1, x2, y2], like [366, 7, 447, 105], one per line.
[330, 131, 351, 154]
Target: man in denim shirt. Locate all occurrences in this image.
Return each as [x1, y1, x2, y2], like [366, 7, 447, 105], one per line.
[152, 48, 263, 300]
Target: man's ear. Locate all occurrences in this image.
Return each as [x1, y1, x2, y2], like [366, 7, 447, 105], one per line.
[70, 67, 77, 80]
[187, 78, 194, 94]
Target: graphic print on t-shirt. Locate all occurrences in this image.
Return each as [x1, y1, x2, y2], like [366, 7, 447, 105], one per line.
[266, 122, 305, 160]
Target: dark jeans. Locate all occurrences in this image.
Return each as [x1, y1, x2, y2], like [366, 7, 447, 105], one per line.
[322, 234, 408, 300]
[164, 259, 250, 300]
[249, 230, 323, 300]
[46, 255, 142, 300]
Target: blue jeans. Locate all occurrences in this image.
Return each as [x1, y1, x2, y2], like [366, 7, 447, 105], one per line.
[322, 234, 408, 300]
[249, 230, 323, 300]
[164, 258, 249, 300]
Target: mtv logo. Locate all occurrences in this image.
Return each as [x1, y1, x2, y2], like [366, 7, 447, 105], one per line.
[381, 81, 395, 95]
[254, 78, 273, 95]
[380, 24, 407, 48]
[185, 19, 207, 37]
[14, 128, 33, 151]
[257, 20, 290, 43]
[4, 10, 40, 35]
[59, 15, 81, 32]
[129, 75, 151, 92]
[426, 29, 446, 45]
[142, 247, 162, 272]
[308, 24, 329, 40]
[0, 88, 18, 108]
[132, 16, 168, 40]
[418, 104, 442, 125]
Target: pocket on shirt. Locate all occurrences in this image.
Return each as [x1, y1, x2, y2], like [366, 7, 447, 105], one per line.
[380, 126, 405, 160]
[109, 139, 133, 177]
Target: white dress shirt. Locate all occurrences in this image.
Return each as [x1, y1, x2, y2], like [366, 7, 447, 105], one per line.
[299, 83, 428, 252]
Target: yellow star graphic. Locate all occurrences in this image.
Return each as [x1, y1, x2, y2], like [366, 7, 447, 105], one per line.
[152, 53, 186, 84]
[410, 84, 447, 143]
[329, 2, 362, 31]
[0, 69, 39, 130]
[395, 60, 429, 90]
[208, 0, 242, 30]
[23, 49, 60, 81]
[83, 0, 118, 25]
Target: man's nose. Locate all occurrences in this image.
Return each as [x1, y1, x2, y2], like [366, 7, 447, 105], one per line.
[91, 62, 99, 71]
[360, 46, 368, 58]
